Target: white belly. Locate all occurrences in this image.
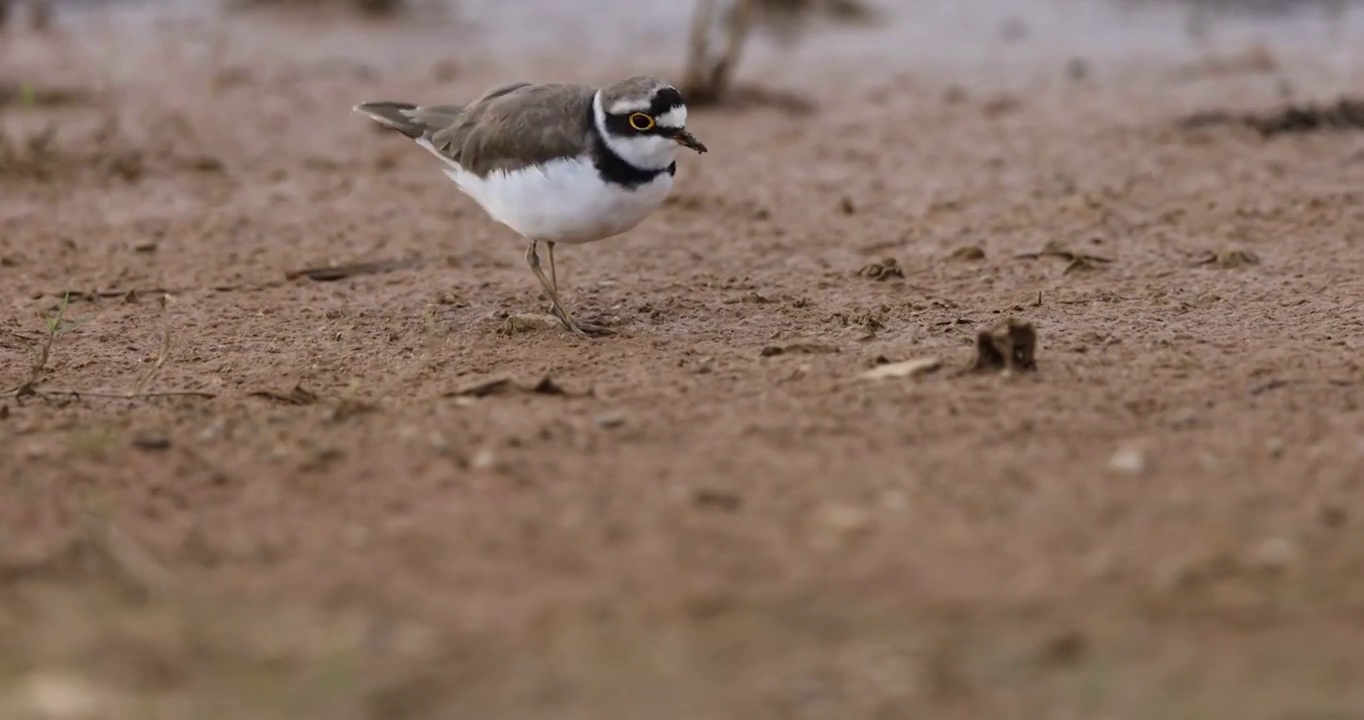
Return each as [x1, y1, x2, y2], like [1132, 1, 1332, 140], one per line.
[417, 140, 673, 245]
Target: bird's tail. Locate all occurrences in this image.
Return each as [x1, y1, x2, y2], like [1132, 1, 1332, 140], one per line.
[353, 101, 428, 139]
[353, 101, 465, 139]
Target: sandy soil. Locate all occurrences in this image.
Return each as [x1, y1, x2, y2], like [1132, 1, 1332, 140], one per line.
[2, 0, 1364, 717]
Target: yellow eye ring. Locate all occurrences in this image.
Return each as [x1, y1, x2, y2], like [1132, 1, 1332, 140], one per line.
[628, 112, 655, 131]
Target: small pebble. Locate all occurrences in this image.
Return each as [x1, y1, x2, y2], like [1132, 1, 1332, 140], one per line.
[469, 447, 496, 471]
[595, 412, 627, 429]
[1107, 447, 1147, 475]
[1246, 536, 1297, 572]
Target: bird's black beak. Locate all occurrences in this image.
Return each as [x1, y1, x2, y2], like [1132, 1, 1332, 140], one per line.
[673, 129, 708, 154]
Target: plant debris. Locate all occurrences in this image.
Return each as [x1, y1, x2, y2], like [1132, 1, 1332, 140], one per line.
[859, 356, 941, 381]
[857, 258, 905, 281]
[248, 384, 319, 405]
[1178, 96, 1364, 137]
[225, 0, 406, 17]
[1015, 240, 1111, 274]
[969, 318, 1037, 374]
[760, 342, 838, 357]
[444, 375, 585, 398]
[1192, 249, 1260, 268]
[285, 257, 421, 282]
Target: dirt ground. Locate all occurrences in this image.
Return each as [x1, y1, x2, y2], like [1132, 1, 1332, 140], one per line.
[2, 0, 1364, 717]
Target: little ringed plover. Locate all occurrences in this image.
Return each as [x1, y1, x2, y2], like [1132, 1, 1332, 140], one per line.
[354, 75, 708, 337]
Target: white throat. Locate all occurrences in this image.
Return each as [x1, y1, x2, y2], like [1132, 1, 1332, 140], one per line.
[592, 90, 680, 172]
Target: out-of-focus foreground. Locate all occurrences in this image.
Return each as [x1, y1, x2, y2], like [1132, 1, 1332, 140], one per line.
[2, 0, 1364, 717]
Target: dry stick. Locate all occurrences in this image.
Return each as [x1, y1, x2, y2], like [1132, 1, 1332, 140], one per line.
[130, 294, 173, 396]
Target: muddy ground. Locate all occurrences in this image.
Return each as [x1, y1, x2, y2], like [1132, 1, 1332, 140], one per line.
[2, 0, 1364, 717]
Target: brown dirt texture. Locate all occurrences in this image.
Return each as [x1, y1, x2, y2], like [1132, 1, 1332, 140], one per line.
[3, 0, 1364, 717]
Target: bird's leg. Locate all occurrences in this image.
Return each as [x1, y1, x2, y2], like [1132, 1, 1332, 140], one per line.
[547, 241, 559, 295]
[524, 240, 612, 337]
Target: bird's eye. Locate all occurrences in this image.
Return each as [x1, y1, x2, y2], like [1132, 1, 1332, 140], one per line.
[628, 113, 655, 131]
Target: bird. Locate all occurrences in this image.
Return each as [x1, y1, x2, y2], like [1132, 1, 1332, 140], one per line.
[352, 76, 709, 337]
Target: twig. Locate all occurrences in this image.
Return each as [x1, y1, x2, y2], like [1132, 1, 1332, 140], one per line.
[284, 256, 422, 282]
[131, 294, 172, 396]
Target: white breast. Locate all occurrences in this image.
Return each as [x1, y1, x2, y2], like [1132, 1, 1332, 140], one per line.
[416, 139, 674, 245]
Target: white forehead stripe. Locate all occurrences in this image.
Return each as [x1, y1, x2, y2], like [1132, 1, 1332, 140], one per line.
[608, 97, 653, 114]
[656, 106, 687, 129]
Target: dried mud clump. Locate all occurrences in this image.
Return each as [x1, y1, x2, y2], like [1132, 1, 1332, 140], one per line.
[1178, 96, 1364, 138]
[970, 318, 1037, 373]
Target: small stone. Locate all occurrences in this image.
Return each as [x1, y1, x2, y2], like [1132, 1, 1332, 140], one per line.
[1246, 536, 1297, 572]
[1265, 437, 1285, 458]
[595, 412, 627, 429]
[469, 447, 496, 471]
[198, 419, 226, 441]
[1107, 447, 1147, 475]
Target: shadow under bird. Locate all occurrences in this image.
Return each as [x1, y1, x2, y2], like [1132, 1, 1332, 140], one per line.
[353, 76, 709, 337]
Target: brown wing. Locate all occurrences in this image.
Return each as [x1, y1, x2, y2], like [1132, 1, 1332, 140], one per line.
[427, 83, 596, 177]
